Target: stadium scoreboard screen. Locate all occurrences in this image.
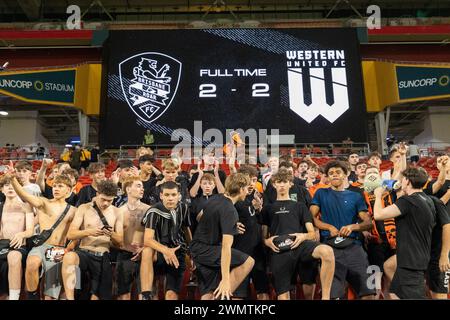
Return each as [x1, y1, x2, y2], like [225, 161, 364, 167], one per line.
[101, 28, 367, 148]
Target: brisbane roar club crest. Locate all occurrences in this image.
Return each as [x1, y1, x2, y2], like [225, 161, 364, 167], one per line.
[119, 52, 182, 123]
[286, 50, 349, 123]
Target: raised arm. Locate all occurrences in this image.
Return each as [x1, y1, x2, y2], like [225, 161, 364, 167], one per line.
[36, 159, 49, 193]
[373, 187, 402, 220]
[152, 165, 161, 177]
[10, 175, 45, 209]
[392, 143, 408, 181]
[432, 156, 448, 195]
[441, 189, 450, 205]
[304, 155, 318, 167]
[214, 160, 225, 194]
[189, 161, 203, 198]
[228, 144, 237, 174]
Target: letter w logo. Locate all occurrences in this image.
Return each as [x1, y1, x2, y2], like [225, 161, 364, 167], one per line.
[287, 67, 349, 123]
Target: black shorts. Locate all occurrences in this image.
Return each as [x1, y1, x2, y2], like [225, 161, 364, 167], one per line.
[297, 259, 319, 285]
[270, 240, 319, 295]
[154, 250, 186, 294]
[190, 241, 249, 296]
[367, 242, 396, 272]
[410, 155, 419, 163]
[331, 244, 376, 299]
[390, 267, 426, 299]
[427, 254, 450, 294]
[233, 243, 269, 298]
[0, 248, 29, 294]
[76, 249, 113, 300]
[115, 250, 140, 295]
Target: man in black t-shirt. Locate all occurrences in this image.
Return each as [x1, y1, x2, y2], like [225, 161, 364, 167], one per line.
[261, 169, 335, 300]
[374, 167, 436, 299]
[426, 197, 450, 299]
[232, 165, 269, 300]
[140, 181, 192, 300]
[139, 154, 159, 205]
[189, 173, 215, 234]
[76, 162, 106, 206]
[190, 173, 255, 300]
[417, 160, 450, 299]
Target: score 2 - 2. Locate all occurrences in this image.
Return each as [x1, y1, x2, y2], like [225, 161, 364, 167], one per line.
[199, 83, 270, 98]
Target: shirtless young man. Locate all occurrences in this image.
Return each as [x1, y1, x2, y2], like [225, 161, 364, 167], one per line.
[0, 176, 34, 300]
[7, 172, 77, 300]
[62, 180, 123, 300]
[115, 176, 150, 300]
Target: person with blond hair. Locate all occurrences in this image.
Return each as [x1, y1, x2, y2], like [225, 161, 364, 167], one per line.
[190, 173, 255, 300]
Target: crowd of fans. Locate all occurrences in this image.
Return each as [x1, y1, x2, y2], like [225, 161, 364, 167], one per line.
[0, 141, 449, 300]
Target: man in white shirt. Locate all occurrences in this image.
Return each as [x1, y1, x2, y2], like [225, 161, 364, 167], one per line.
[14, 161, 41, 197]
[408, 141, 420, 164]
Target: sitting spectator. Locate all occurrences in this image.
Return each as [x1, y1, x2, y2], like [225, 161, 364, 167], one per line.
[136, 146, 154, 159]
[14, 160, 41, 196]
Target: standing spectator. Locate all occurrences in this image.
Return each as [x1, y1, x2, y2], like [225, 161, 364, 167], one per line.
[35, 143, 45, 160]
[60, 147, 71, 162]
[190, 173, 255, 300]
[373, 167, 436, 299]
[143, 130, 155, 146]
[342, 137, 354, 153]
[80, 146, 91, 176]
[69, 146, 82, 172]
[408, 141, 420, 164]
[90, 145, 100, 163]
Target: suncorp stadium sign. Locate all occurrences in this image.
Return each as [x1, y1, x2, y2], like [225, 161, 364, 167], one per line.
[0, 69, 76, 105]
[396, 65, 450, 100]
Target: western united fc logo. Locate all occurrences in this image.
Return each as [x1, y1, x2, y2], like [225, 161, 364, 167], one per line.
[119, 52, 182, 123]
[286, 50, 349, 123]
